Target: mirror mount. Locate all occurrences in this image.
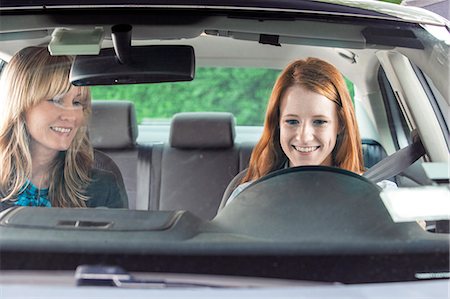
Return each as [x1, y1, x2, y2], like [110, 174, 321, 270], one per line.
[111, 24, 132, 65]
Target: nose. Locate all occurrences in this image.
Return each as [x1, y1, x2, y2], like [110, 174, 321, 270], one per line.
[295, 123, 314, 143]
[58, 106, 78, 122]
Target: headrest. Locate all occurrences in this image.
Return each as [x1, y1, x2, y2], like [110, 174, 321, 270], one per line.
[89, 101, 138, 149]
[362, 138, 387, 168]
[170, 112, 235, 149]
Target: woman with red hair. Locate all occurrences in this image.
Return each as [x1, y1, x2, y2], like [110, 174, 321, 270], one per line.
[224, 57, 387, 205]
[247, 57, 364, 178]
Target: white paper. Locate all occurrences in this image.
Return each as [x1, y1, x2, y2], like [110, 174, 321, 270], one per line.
[380, 186, 450, 222]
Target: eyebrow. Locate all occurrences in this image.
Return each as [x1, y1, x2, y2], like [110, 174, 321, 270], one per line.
[281, 114, 332, 119]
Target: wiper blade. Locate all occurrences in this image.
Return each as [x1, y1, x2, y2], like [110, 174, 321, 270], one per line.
[75, 265, 223, 288]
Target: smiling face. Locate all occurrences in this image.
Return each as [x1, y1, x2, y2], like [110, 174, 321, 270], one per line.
[25, 86, 86, 159]
[279, 85, 340, 167]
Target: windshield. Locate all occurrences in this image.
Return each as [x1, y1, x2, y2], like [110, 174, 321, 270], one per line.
[0, 0, 449, 295]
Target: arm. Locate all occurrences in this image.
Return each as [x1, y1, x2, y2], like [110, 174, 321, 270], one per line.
[85, 169, 128, 208]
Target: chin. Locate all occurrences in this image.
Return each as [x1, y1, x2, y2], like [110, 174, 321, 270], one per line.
[53, 144, 71, 151]
[292, 161, 317, 167]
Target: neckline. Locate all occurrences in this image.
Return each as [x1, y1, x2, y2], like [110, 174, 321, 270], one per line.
[25, 179, 49, 193]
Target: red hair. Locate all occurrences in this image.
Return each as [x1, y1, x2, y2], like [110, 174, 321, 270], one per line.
[243, 58, 364, 182]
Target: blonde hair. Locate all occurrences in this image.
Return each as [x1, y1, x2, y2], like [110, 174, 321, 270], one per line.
[0, 47, 93, 207]
[243, 58, 364, 183]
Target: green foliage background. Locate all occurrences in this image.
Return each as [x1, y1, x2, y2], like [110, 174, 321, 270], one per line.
[91, 67, 354, 126]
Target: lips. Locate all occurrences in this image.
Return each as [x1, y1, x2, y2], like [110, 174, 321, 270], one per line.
[292, 145, 320, 153]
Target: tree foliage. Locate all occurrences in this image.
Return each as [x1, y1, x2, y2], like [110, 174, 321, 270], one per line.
[91, 67, 354, 126]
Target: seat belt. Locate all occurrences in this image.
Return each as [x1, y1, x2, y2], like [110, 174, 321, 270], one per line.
[136, 144, 152, 210]
[136, 143, 164, 210]
[364, 132, 426, 183]
[149, 143, 163, 210]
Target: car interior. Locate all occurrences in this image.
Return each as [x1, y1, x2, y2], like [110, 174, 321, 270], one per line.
[89, 100, 392, 218]
[0, 1, 449, 290]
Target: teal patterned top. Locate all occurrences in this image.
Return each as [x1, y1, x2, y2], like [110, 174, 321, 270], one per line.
[0, 169, 125, 211]
[15, 180, 51, 207]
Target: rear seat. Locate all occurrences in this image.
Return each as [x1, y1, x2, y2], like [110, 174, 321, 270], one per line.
[90, 102, 388, 219]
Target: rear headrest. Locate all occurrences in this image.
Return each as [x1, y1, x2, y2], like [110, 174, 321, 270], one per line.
[170, 112, 235, 149]
[89, 101, 138, 149]
[362, 138, 388, 168]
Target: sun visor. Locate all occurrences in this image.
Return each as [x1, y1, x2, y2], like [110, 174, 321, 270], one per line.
[48, 28, 104, 55]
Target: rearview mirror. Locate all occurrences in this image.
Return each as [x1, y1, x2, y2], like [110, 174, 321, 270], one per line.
[70, 45, 195, 86]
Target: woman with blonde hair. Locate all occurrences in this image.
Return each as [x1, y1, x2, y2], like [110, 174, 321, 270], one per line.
[222, 57, 391, 206]
[0, 47, 125, 209]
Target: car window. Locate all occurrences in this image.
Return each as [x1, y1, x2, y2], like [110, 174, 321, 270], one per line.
[91, 67, 279, 126]
[91, 67, 355, 126]
[378, 66, 412, 149]
[412, 63, 450, 148]
[0, 59, 6, 74]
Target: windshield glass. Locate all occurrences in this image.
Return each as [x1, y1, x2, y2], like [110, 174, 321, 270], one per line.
[0, 1, 449, 293]
[92, 67, 280, 126]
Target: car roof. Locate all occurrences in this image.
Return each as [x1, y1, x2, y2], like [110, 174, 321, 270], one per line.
[1, 0, 448, 103]
[0, 0, 448, 25]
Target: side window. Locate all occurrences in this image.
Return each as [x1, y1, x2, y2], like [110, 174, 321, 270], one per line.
[411, 64, 449, 149]
[378, 67, 412, 150]
[0, 59, 6, 75]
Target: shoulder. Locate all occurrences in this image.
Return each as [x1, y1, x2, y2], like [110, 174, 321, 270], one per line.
[226, 181, 253, 206]
[90, 168, 117, 185]
[0, 200, 15, 212]
[85, 168, 125, 208]
[376, 179, 398, 190]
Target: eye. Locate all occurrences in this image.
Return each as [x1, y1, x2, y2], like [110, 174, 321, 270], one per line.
[48, 97, 62, 105]
[73, 99, 83, 107]
[285, 119, 299, 126]
[313, 119, 328, 126]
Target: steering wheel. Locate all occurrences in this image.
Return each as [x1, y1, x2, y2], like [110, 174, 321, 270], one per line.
[212, 166, 402, 242]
